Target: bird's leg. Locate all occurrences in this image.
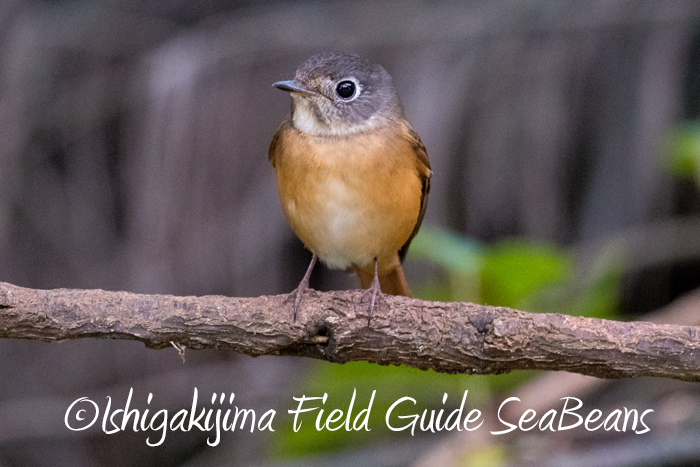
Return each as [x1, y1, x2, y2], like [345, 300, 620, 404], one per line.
[361, 257, 384, 325]
[286, 254, 318, 321]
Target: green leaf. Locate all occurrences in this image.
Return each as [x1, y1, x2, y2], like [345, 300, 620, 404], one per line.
[666, 122, 700, 181]
[481, 239, 573, 310]
[409, 226, 483, 274]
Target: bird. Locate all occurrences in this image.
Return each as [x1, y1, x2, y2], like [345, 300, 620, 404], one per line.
[269, 52, 431, 321]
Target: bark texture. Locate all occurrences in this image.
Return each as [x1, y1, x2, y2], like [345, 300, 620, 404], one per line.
[1, 281, 699, 382]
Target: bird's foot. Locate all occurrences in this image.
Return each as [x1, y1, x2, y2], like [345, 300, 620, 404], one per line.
[360, 274, 385, 326]
[285, 280, 318, 321]
[285, 254, 318, 321]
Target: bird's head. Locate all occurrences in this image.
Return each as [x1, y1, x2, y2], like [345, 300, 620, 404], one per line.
[273, 52, 403, 136]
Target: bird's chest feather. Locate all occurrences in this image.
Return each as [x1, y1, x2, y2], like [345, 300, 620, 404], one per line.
[274, 128, 422, 269]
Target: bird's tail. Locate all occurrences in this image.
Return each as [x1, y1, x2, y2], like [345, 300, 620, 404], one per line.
[356, 262, 410, 297]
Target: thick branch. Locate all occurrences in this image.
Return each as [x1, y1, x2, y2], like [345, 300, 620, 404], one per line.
[1, 281, 699, 382]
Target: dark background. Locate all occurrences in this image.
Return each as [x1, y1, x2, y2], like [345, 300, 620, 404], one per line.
[1, 0, 700, 465]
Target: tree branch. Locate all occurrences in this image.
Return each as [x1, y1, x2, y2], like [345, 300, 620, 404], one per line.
[1, 281, 699, 382]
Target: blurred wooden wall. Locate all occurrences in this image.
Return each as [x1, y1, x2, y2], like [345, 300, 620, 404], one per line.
[1, 0, 700, 465]
[2, 0, 699, 298]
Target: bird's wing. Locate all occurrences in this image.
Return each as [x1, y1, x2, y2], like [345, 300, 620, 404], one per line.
[398, 125, 432, 263]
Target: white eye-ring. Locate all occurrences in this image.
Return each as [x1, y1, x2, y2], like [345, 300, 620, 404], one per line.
[334, 77, 361, 101]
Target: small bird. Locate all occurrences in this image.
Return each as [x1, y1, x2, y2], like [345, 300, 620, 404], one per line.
[269, 52, 431, 320]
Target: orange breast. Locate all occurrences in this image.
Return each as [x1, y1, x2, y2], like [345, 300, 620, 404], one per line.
[273, 124, 423, 272]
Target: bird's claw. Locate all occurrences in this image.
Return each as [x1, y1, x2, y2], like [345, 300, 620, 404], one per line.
[285, 281, 318, 321]
[360, 276, 384, 325]
[285, 254, 319, 321]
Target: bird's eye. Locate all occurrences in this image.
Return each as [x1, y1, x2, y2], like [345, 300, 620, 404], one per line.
[335, 80, 356, 99]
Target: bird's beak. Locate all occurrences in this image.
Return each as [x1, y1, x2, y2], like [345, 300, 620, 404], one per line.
[273, 80, 316, 97]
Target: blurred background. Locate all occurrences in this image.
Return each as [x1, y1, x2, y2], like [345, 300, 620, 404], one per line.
[1, 0, 700, 465]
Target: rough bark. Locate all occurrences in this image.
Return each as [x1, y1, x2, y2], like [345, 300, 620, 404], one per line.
[1, 281, 699, 382]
